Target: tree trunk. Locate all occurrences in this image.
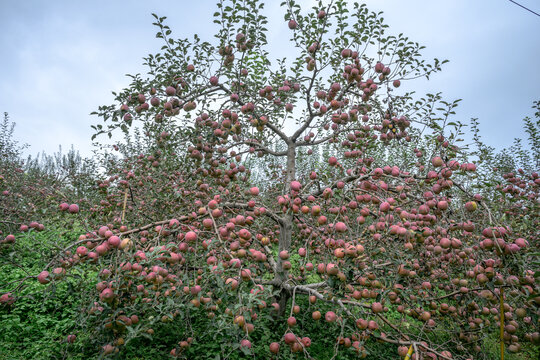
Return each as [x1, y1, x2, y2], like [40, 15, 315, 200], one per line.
[274, 142, 296, 316]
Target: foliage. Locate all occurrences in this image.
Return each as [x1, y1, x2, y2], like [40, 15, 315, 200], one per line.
[0, 229, 89, 360]
[1, 1, 539, 359]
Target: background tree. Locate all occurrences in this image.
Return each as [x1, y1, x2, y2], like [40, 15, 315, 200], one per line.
[0, 113, 98, 230]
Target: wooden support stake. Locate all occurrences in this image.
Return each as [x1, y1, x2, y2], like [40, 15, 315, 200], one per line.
[121, 189, 128, 223]
[404, 345, 414, 360]
[499, 287, 505, 360]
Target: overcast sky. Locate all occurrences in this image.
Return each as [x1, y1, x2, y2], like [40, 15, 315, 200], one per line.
[1, 0, 539, 159]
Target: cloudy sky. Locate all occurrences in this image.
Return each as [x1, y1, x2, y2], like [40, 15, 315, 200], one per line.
[1, 0, 539, 159]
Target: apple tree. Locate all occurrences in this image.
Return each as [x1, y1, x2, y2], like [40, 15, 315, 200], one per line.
[2, 0, 538, 359]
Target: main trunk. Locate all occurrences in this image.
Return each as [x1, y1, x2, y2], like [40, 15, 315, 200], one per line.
[275, 143, 296, 316]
